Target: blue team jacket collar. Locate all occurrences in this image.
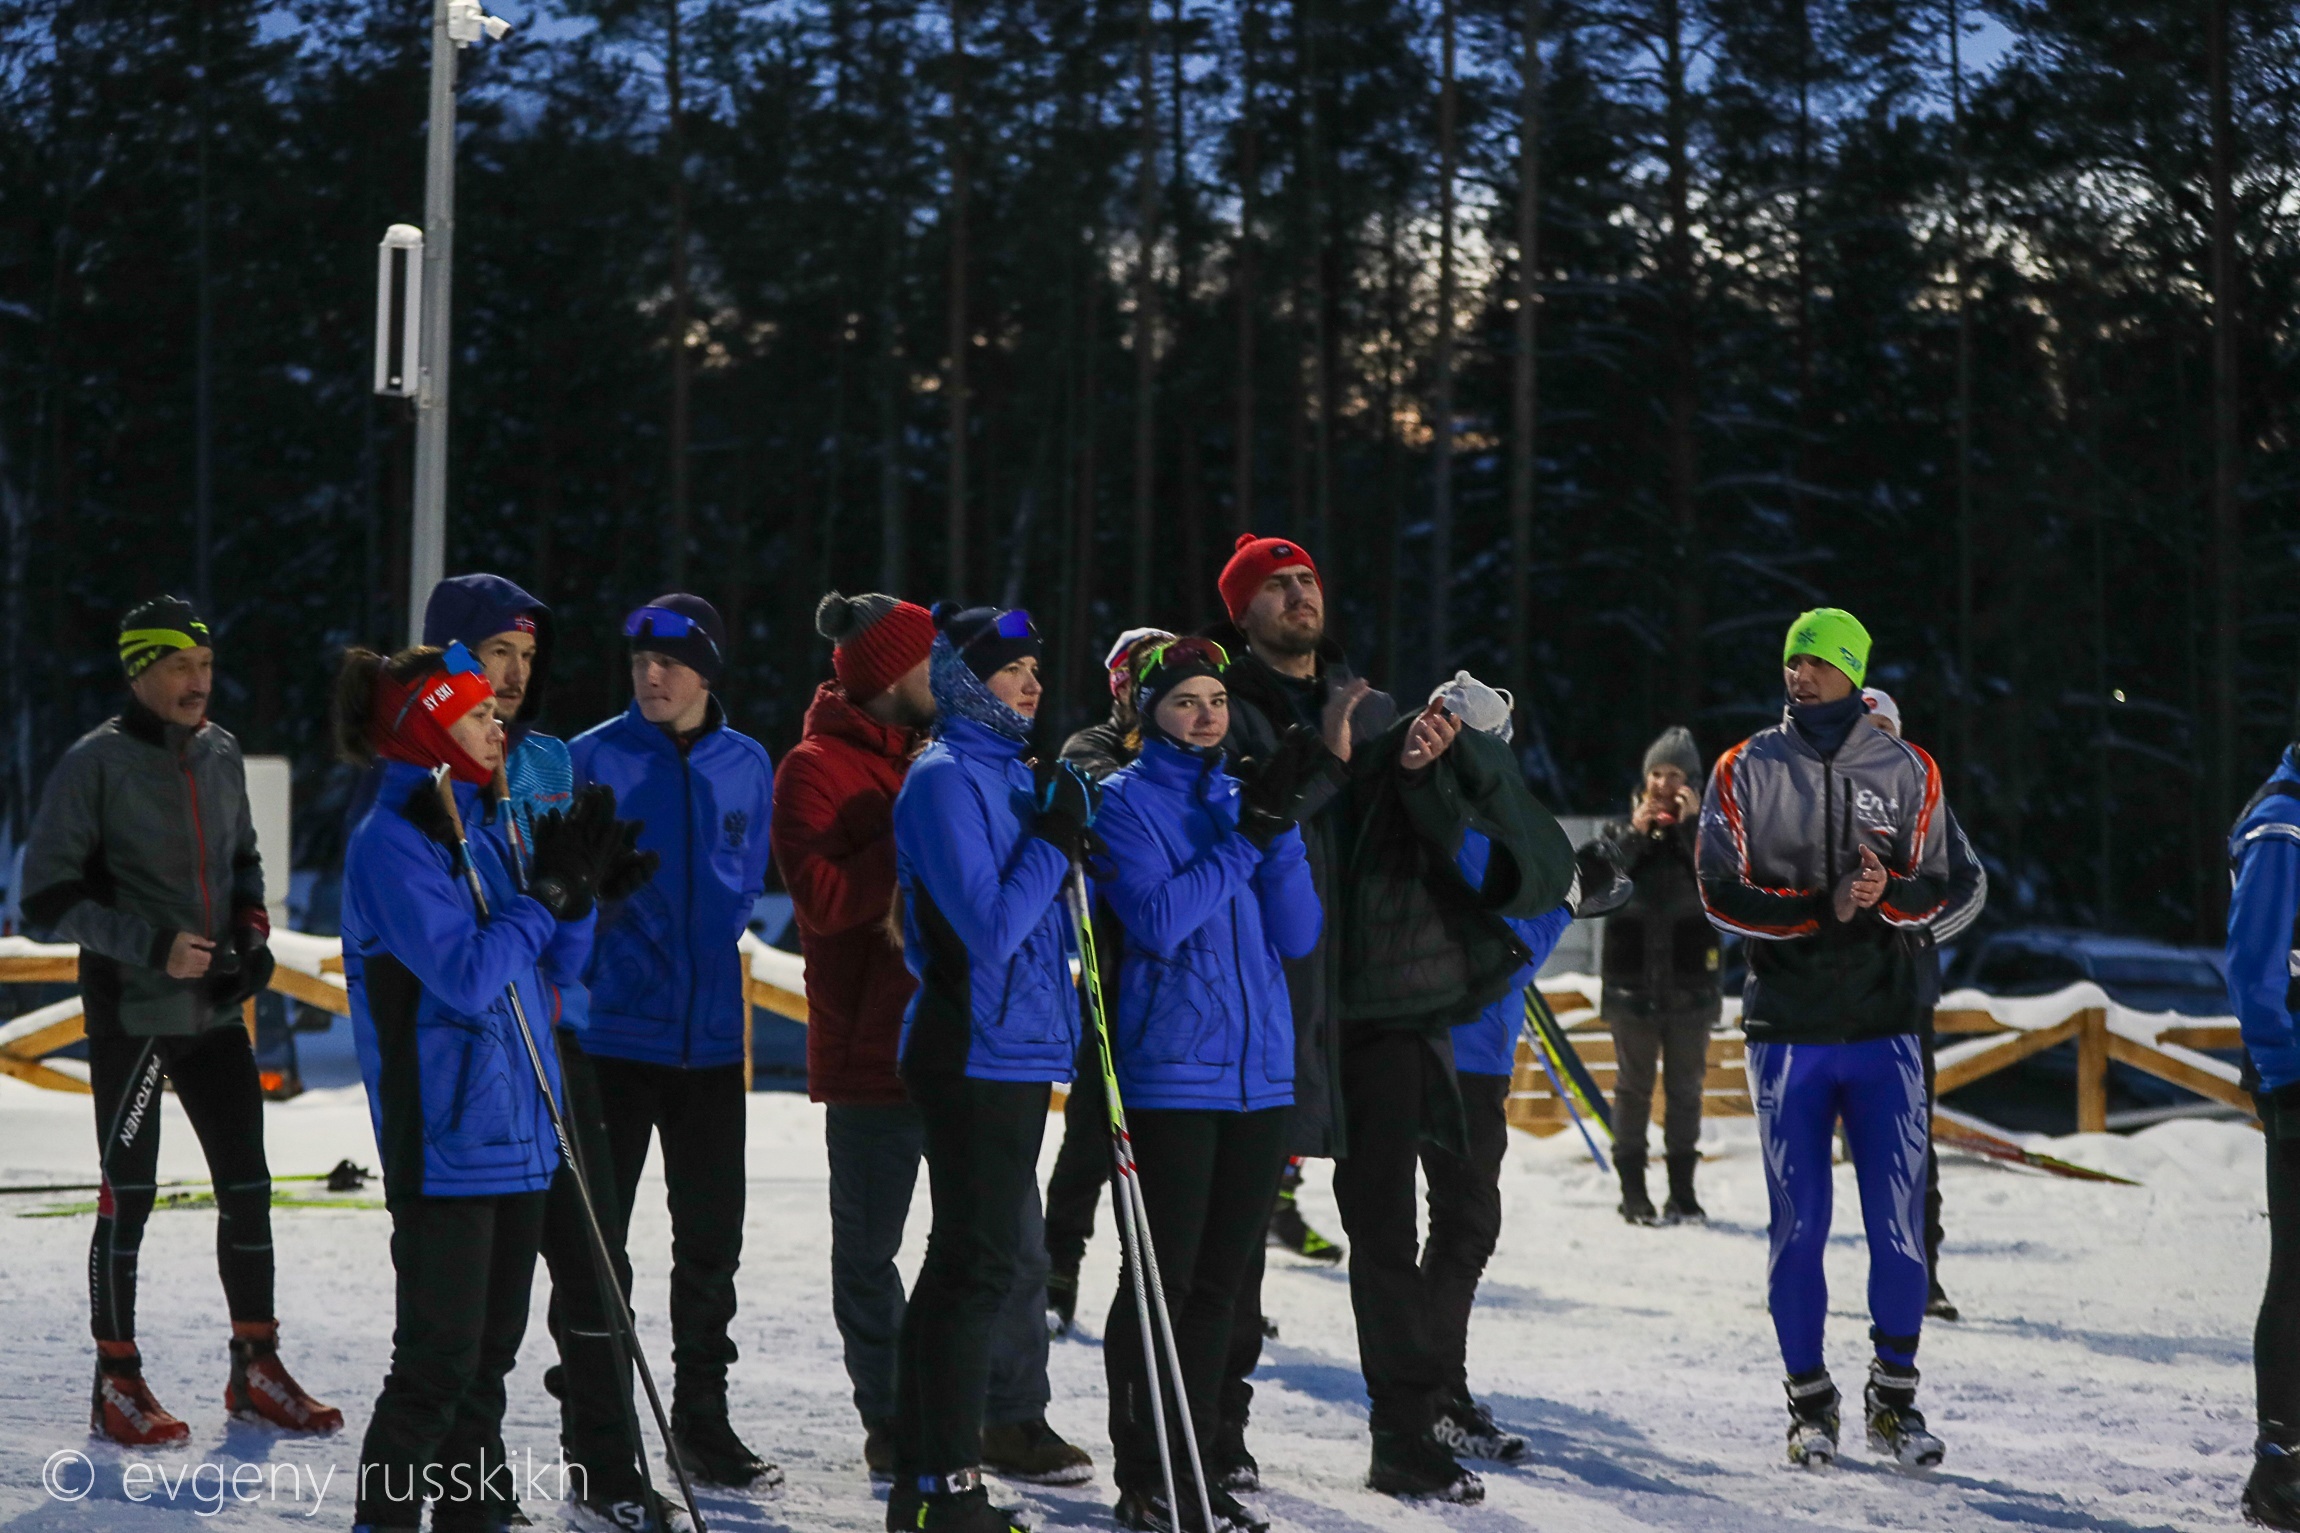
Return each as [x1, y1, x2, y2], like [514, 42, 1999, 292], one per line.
[940, 714, 1031, 764]
[1135, 734, 1228, 789]
[618, 695, 725, 751]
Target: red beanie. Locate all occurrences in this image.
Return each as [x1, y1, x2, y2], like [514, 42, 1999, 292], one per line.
[1217, 534, 1321, 622]
[816, 592, 936, 703]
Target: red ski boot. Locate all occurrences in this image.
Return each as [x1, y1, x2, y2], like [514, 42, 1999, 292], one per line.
[92, 1342, 191, 1446]
[225, 1322, 343, 1433]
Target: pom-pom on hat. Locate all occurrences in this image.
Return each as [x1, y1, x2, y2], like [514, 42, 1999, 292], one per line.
[816, 591, 936, 703]
[1217, 534, 1320, 622]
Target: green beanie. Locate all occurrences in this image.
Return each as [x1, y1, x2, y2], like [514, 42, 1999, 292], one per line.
[1783, 607, 1871, 688]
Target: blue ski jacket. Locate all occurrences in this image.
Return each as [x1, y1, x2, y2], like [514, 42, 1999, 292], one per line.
[569, 699, 774, 1070]
[893, 715, 1076, 1083]
[1450, 828, 1574, 1077]
[1093, 737, 1320, 1113]
[343, 760, 590, 1201]
[2228, 745, 2300, 1092]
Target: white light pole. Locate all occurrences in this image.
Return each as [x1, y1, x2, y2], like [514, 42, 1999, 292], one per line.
[388, 0, 511, 647]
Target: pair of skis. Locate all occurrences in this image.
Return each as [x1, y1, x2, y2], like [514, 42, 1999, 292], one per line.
[1064, 863, 1220, 1533]
[1521, 987, 1614, 1170]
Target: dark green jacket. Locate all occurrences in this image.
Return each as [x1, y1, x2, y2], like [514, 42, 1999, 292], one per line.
[1337, 720, 1576, 1037]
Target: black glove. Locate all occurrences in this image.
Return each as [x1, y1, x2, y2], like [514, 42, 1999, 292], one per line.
[1568, 844, 1635, 918]
[1238, 725, 1334, 820]
[205, 921, 274, 1009]
[599, 814, 662, 903]
[402, 777, 462, 851]
[529, 784, 622, 922]
[1032, 759, 1100, 863]
[1237, 805, 1294, 851]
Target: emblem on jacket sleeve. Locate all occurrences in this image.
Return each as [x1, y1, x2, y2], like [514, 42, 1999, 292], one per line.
[724, 809, 749, 849]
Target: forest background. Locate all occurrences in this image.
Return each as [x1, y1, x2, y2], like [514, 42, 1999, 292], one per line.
[3, 0, 2297, 943]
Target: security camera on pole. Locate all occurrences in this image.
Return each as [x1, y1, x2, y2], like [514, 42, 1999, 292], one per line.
[375, 0, 512, 647]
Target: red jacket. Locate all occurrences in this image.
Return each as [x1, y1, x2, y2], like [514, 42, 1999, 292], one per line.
[770, 683, 920, 1105]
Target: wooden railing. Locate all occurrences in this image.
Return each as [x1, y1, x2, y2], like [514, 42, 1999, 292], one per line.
[0, 932, 816, 1095]
[1504, 977, 2256, 1137]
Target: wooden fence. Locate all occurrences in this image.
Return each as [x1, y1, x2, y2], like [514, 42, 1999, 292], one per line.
[1506, 980, 2255, 1137]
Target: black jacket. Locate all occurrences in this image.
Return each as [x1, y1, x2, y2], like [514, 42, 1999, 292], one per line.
[1060, 711, 1137, 783]
[1204, 622, 1397, 1158]
[1590, 813, 1719, 1020]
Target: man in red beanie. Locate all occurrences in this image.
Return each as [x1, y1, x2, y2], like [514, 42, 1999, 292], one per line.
[771, 592, 1092, 1488]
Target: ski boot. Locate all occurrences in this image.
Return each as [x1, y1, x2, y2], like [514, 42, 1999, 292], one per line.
[1045, 1266, 1080, 1336]
[1926, 1280, 1962, 1322]
[672, 1406, 784, 1490]
[1662, 1152, 1706, 1224]
[2244, 1435, 2300, 1530]
[1367, 1428, 1484, 1503]
[1113, 1483, 1264, 1533]
[981, 1417, 1094, 1484]
[92, 1342, 190, 1446]
[888, 1471, 1029, 1532]
[1863, 1359, 1945, 1468]
[225, 1321, 343, 1433]
[1208, 1417, 1260, 1493]
[1617, 1153, 1659, 1226]
[1267, 1165, 1343, 1262]
[572, 1486, 693, 1533]
[1783, 1370, 1840, 1469]
[1431, 1388, 1528, 1463]
[866, 1418, 897, 1482]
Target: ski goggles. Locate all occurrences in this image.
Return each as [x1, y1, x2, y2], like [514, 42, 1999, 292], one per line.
[1134, 636, 1230, 679]
[958, 608, 1038, 653]
[624, 604, 722, 662]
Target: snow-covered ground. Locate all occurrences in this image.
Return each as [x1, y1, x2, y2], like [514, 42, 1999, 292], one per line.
[0, 1020, 2271, 1532]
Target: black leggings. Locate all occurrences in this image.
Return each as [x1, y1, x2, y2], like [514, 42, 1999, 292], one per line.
[2260, 1095, 2300, 1442]
[88, 1025, 273, 1342]
[1104, 1107, 1290, 1491]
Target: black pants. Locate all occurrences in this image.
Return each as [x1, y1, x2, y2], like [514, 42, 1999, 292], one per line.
[592, 1056, 747, 1416]
[1331, 1031, 1450, 1436]
[88, 1026, 273, 1342]
[1044, 1037, 1110, 1274]
[2261, 1097, 2300, 1440]
[356, 1191, 547, 1527]
[538, 1030, 644, 1496]
[1219, 1217, 1269, 1430]
[892, 1074, 1049, 1478]
[1423, 1071, 1511, 1396]
[1104, 1107, 1289, 1490]
[1609, 1008, 1711, 1163]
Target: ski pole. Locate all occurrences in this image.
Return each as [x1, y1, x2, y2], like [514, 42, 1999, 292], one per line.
[1066, 862, 1217, 1533]
[434, 770, 705, 1533]
[1521, 990, 1610, 1173]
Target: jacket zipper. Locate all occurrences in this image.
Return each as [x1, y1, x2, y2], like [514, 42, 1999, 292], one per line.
[681, 744, 696, 1068]
[183, 760, 214, 943]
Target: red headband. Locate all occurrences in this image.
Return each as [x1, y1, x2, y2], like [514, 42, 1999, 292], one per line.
[371, 664, 497, 785]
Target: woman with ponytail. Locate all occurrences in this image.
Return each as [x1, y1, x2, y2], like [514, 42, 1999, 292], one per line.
[1089, 638, 1319, 1533]
[335, 642, 627, 1533]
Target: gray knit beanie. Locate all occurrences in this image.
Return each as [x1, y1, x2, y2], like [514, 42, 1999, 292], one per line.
[1641, 725, 1702, 784]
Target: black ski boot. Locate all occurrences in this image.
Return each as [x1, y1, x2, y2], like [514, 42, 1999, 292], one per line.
[1367, 1428, 1484, 1502]
[1112, 1483, 1264, 1533]
[672, 1405, 783, 1490]
[1431, 1388, 1528, 1463]
[1863, 1359, 1944, 1468]
[1617, 1153, 1659, 1226]
[865, 1418, 897, 1482]
[1926, 1279, 1961, 1322]
[980, 1417, 1094, 1484]
[1784, 1370, 1840, 1469]
[1209, 1417, 1260, 1493]
[2245, 1437, 2300, 1530]
[1662, 1152, 1706, 1223]
[889, 1471, 1028, 1532]
[573, 1482, 693, 1533]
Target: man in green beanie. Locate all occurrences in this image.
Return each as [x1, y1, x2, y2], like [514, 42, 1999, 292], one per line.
[1698, 607, 1957, 1471]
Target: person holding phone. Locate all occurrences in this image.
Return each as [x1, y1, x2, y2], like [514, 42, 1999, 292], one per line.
[1586, 726, 1720, 1224]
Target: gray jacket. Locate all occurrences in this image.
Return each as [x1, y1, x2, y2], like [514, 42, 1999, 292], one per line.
[22, 700, 264, 1037]
[1697, 711, 1954, 1043]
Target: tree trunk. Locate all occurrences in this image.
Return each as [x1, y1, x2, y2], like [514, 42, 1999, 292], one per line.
[1507, 0, 1541, 728]
[946, 0, 972, 598]
[1234, 0, 1258, 536]
[1950, 0, 1975, 804]
[667, 0, 692, 588]
[194, 0, 214, 615]
[2208, 0, 2240, 840]
[1131, 0, 1158, 618]
[1661, 0, 1700, 717]
[1429, 0, 1457, 681]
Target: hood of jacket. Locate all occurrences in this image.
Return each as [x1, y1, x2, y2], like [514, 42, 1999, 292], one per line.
[423, 573, 555, 734]
[803, 680, 917, 764]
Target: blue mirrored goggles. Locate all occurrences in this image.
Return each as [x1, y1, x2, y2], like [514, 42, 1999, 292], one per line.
[624, 605, 722, 661]
[958, 608, 1036, 651]
[441, 640, 485, 677]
